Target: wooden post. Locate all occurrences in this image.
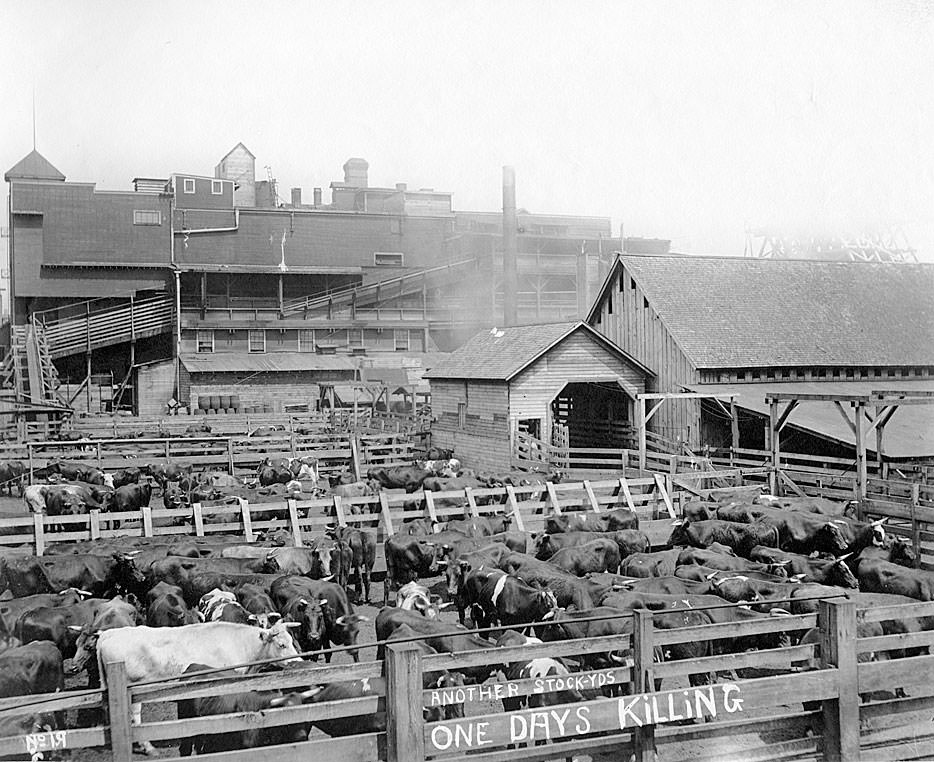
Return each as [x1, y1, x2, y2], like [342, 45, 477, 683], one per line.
[423, 490, 439, 527]
[820, 599, 859, 762]
[504, 485, 524, 532]
[192, 502, 205, 537]
[226, 438, 235, 475]
[386, 642, 425, 762]
[33, 513, 45, 556]
[27, 444, 34, 486]
[619, 477, 636, 511]
[332, 495, 348, 527]
[464, 487, 480, 519]
[637, 397, 647, 473]
[89, 509, 101, 541]
[239, 498, 254, 542]
[854, 401, 867, 502]
[911, 483, 922, 568]
[769, 399, 780, 496]
[287, 499, 303, 546]
[141, 505, 153, 538]
[730, 399, 740, 452]
[546, 481, 561, 515]
[95, 442, 103, 470]
[350, 436, 362, 481]
[632, 609, 656, 762]
[379, 492, 395, 536]
[106, 660, 134, 762]
[620, 448, 629, 474]
[583, 480, 601, 513]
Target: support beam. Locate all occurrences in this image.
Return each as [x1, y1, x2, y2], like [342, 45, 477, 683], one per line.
[854, 400, 867, 500]
[776, 400, 799, 431]
[769, 398, 781, 495]
[730, 400, 740, 451]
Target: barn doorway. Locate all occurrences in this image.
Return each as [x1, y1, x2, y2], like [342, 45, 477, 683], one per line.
[551, 381, 634, 449]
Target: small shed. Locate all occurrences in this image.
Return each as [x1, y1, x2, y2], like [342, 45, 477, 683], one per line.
[423, 321, 653, 470]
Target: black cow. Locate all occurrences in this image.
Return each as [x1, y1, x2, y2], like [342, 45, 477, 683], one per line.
[326, 526, 376, 603]
[667, 518, 779, 556]
[474, 574, 557, 628]
[676, 547, 788, 576]
[535, 529, 649, 562]
[853, 555, 934, 601]
[545, 508, 638, 534]
[498, 553, 598, 611]
[0, 589, 86, 636]
[547, 539, 622, 576]
[142, 462, 192, 489]
[111, 483, 153, 513]
[13, 598, 108, 657]
[0, 461, 26, 497]
[619, 549, 681, 578]
[367, 465, 432, 492]
[235, 583, 281, 627]
[177, 664, 308, 755]
[148, 583, 197, 627]
[384, 535, 441, 606]
[747, 545, 859, 588]
[540, 606, 654, 676]
[0, 642, 64, 705]
[0, 553, 146, 598]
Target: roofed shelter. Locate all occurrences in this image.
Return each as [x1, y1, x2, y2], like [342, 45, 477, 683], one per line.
[424, 321, 652, 470]
[587, 253, 934, 462]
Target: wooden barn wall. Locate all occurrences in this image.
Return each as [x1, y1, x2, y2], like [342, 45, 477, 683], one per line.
[590, 263, 701, 445]
[429, 379, 512, 470]
[508, 331, 646, 435]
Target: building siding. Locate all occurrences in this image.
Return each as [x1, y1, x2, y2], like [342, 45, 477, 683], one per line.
[508, 330, 646, 436]
[136, 360, 176, 417]
[429, 379, 511, 469]
[590, 262, 700, 445]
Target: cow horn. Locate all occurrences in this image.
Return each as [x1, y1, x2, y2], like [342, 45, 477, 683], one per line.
[267, 612, 281, 623]
[300, 687, 323, 699]
[789, 574, 806, 583]
[318, 598, 328, 606]
[609, 652, 633, 665]
[871, 517, 888, 526]
[436, 560, 449, 567]
[268, 695, 289, 707]
[770, 608, 792, 617]
[67, 625, 83, 632]
[298, 598, 308, 607]
[670, 519, 683, 527]
[283, 622, 301, 629]
[704, 572, 719, 580]
[357, 615, 371, 622]
[837, 553, 852, 561]
[321, 575, 335, 582]
[335, 615, 348, 626]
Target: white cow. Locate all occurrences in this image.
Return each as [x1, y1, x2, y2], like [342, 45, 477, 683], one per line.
[96, 621, 301, 755]
[23, 484, 48, 513]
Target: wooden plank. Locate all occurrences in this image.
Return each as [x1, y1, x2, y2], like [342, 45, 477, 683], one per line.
[464, 487, 480, 519]
[821, 599, 859, 762]
[141, 505, 153, 537]
[106, 660, 133, 762]
[192, 502, 205, 537]
[239, 498, 254, 542]
[333, 495, 348, 528]
[546, 481, 561, 514]
[423, 490, 439, 527]
[619, 477, 636, 511]
[33, 513, 44, 556]
[156, 734, 382, 762]
[504, 486, 524, 532]
[287, 500, 303, 546]
[380, 492, 395, 536]
[632, 609, 655, 762]
[387, 642, 424, 762]
[0, 727, 107, 756]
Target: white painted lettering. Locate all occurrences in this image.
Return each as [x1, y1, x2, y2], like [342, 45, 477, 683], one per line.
[694, 686, 717, 719]
[666, 693, 683, 722]
[530, 711, 551, 740]
[574, 706, 592, 734]
[510, 714, 528, 743]
[507, 682, 519, 697]
[722, 684, 744, 713]
[454, 723, 473, 748]
[431, 725, 453, 751]
[476, 722, 491, 747]
[550, 708, 570, 736]
[430, 690, 441, 706]
[618, 696, 644, 728]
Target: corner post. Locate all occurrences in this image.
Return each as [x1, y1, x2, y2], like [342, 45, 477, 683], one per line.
[632, 608, 656, 762]
[769, 398, 780, 496]
[386, 642, 425, 762]
[106, 659, 134, 762]
[819, 599, 859, 762]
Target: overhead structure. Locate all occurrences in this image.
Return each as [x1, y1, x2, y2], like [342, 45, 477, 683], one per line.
[745, 227, 918, 263]
[767, 391, 934, 503]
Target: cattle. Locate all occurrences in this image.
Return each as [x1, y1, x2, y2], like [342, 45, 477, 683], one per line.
[258, 463, 292, 487]
[545, 508, 638, 534]
[596, 574, 712, 598]
[235, 583, 281, 627]
[177, 664, 308, 755]
[94, 621, 302, 756]
[296, 678, 386, 737]
[23, 484, 48, 513]
[473, 573, 557, 629]
[0, 553, 146, 598]
[396, 582, 445, 618]
[110, 468, 142, 489]
[111, 483, 153, 514]
[498, 553, 598, 611]
[680, 499, 719, 522]
[708, 576, 806, 611]
[0, 589, 87, 636]
[457, 568, 512, 629]
[667, 518, 779, 556]
[270, 576, 367, 662]
[43, 484, 91, 516]
[326, 525, 376, 602]
[147, 556, 268, 596]
[676, 547, 789, 577]
[288, 457, 320, 481]
[45, 461, 113, 488]
[755, 494, 855, 517]
[269, 578, 329, 657]
[395, 518, 435, 537]
[67, 596, 143, 687]
[443, 545, 513, 624]
[853, 555, 934, 601]
[13, 598, 108, 657]
[331, 481, 376, 513]
[163, 485, 188, 511]
[747, 546, 859, 588]
[0, 642, 64, 726]
[198, 589, 254, 625]
[261, 546, 317, 576]
[534, 529, 650, 562]
[496, 632, 586, 711]
[307, 538, 352, 588]
[182, 572, 284, 609]
[374, 609, 498, 680]
[619, 549, 681, 578]
[384, 535, 441, 606]
[142, 462, 193, 489]
[367, 465, 432, 492]
[540, 606, 648, 673]
[0, 461, 25, 497]
[673, 565, 790, 587]
[546, 539, 622, 576]
[441, 515, 514, 537]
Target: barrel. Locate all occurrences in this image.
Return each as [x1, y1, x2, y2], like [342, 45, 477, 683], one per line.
[209, 395, 221, 410]
[219, 395, 231, 410]
[193, 408, 204, 416]
[225, 408, 236, 415]
[229, 394, 241, 410]
[206, 408, 216, 415]
[198, 396, 210, 411]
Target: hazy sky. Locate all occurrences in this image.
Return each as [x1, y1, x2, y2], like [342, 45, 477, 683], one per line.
[2, 0, 933, 259]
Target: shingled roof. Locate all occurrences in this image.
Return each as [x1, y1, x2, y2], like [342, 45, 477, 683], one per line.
[5, 150, 65, 182]
[588, 254, 934, 369]
[424, 321, 651, 380]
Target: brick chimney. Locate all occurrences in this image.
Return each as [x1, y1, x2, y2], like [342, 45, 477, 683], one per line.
[291, 187, 302, 206]
[343, 158, 369, 188]
[313, 187, 322, 207]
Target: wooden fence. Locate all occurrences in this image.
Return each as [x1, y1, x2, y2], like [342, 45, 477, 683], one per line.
[0, 475, 689, 559]
[4, 597, 934, 761]
[0, 430, 420, 484]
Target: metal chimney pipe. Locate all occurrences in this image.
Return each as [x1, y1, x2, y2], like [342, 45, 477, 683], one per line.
[502, 166, 518, 327]
[313, 187, 322, 207]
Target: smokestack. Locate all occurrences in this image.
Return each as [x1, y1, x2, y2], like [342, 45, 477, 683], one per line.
[502, 166, 518, 327]
[577, 247, 589, 319]
[313, 187, 322, 207]
[291, 187, 302, 207]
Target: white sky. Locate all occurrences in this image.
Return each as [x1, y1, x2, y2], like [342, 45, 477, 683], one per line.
[2, 0, 933, 259]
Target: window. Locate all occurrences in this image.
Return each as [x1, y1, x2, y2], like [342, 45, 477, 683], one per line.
[133, 210, 161, 225]
[248, 330, 266, 353]
[394, 329, 409, 351]
[457, 402, 467, 428]
[299, 329, 315, 352]
[183, 178, 195, 194]
[607, 295, 613, 315]
[196, 330, 214, 353]
[211, 180, 223, 195]
[348, 329, 363, 347]
[374, 252, 404, 266]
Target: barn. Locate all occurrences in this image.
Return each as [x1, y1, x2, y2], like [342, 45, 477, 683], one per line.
[423, 321, 652, 470]
[587, 253, 934, 462]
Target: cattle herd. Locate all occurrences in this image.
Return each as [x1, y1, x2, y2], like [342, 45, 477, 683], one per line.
[0, 454, 932, 758]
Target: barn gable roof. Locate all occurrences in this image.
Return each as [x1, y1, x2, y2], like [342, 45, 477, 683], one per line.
[5, 150, 65, 182]
[424, 321, 652, 381]
[588, 254, 934, 369]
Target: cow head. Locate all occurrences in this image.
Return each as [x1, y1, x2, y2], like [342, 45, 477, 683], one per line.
[888, 537, 916, 567]
[870, 518, 887, 547]
[817, 521, 852, 554]
[536, 590, 559, 621]
[291, 597, 328, 650]
[333, 613, 370, 650]
[65, 627, 99, 675]
[163, 487, 186, 510]
[258, 621, 303, 663]
[445, 559, 470, 598]
[59, 491, 87, 515]
[710, 576, 761, 604]
[826, 555, 860, 588]
[311, 540, 339, 581]
[533, 534, 554, 560]
[667, 519, 690, 547]
[543, 516, 570, 535]
[112, 552, 146, 594]
[397, 582, 437, 617]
